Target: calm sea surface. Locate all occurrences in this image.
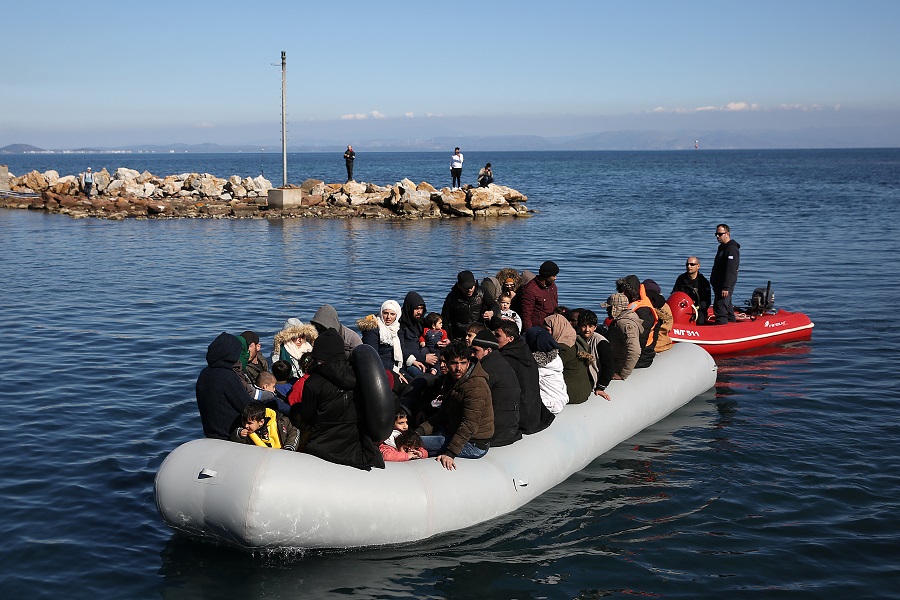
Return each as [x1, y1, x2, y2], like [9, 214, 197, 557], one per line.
[2, 149, 899, 598]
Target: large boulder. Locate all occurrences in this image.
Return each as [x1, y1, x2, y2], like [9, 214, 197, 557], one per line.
[44, 170, 60, 185]
[114, 167, 141, 181]
[402, 189, 433, 212]
[300, 178, 325, 196]
[436, 189, 472, 216]
[93, 169, 112, 192]
[20, 170, 48, 192]
[468, 186, 507, 211]
[185, 173, 225, 198]
[342, 181, 367, 196]
[251, 175, 272, 193]
[50, 176, 79, 195]
[493, 184, 528, 204]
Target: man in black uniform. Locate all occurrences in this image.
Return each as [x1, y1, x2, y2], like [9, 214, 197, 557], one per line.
[710, 224, 741, 325]
[672, 256, 712, 324]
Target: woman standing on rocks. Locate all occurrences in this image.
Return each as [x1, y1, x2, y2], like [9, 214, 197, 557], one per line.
[450, 147, 464, 190]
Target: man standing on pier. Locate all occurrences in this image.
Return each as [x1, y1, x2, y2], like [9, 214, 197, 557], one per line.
[343, 145, 355, 182]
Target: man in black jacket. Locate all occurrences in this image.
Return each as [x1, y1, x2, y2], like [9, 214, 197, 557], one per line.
[494, 320, 554, 435]
[672, 256, 712, 325]
[471, 329, 521, 447]
[441, 270, 502, 340]
[710, 224, 741, 325]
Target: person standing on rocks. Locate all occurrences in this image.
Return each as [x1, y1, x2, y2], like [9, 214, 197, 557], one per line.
[343, 145, 356, 182]
[81, 167, 94, 197]
[450, 147, 464, 190]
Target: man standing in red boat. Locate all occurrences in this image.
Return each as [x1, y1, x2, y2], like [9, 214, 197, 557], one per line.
[710, 224, 741, 325]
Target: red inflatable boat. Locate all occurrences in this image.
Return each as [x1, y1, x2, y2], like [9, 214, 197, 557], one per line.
[666, 291, 814, 356]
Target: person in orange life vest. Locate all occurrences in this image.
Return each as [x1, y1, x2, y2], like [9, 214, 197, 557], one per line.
[616, 274, 657, 369]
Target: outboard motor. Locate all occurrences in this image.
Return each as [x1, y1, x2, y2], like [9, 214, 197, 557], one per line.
[749, 281, 775, 316]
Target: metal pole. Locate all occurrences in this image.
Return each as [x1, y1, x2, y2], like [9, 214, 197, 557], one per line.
[281, 51, 287, 187]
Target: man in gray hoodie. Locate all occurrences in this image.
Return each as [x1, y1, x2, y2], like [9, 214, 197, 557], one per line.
[310, 304, 362, 356]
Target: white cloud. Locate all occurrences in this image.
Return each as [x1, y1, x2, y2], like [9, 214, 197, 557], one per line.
[652, 101, 838, 115]
[404, 112, 415, 118]
[192, 122, 215, 128]
[340, 110, 388, 120]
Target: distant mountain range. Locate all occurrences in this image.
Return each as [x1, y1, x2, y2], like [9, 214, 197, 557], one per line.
[2, 125, 898, 154]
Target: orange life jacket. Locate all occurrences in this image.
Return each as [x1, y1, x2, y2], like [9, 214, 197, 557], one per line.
[628, 284, 659, 348]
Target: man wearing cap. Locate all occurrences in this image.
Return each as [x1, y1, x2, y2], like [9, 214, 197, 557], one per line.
[239, 330, 269, 384]
[471, 329, 521, 448]
[672, 256, 712, 325]
[441, 270, 502, 340]
[81, 167, 94, 197]
[416, 340, 494, 471]
[291, 328, 384, 470]
[603, 293, 643, 380]
[519, 260, 560, 332]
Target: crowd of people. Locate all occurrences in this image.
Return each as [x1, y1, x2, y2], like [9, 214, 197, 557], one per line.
[197, 231, 740, 472]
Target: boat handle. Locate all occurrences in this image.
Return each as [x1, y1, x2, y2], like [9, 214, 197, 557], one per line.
[198, 468, 217, 480]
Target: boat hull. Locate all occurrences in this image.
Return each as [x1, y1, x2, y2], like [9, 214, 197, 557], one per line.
[155, 343, 717, 551]
[666, 292, 814, 355]
[669, 311, 814, 355]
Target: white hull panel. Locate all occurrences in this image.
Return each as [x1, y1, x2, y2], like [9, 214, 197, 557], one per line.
[155, 342, 717, 550]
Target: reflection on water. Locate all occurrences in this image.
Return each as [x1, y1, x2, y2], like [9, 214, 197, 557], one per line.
[3, 149, 900, 597]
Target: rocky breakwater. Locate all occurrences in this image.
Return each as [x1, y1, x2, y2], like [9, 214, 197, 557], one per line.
[0, 167, 532, 220]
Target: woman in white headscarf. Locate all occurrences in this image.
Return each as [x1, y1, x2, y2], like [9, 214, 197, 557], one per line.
[357, 300, 404, 375]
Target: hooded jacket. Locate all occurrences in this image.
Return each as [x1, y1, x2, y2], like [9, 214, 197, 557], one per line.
[397, 291, 428, 367]
[498, 336, 554, 434]
[290, 351, 384, 470]
[311, 304, 363, 355]
[441, 284, 502, 340]
[196, 332, 256, 439]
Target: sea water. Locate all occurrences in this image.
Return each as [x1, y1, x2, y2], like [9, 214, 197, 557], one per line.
[1, 149, 899, 597]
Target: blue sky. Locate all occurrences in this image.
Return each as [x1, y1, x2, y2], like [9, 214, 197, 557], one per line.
[4, 1, 900, 148]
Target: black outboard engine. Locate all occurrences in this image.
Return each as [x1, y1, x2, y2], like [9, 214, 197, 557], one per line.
[749, 281, 775, 316]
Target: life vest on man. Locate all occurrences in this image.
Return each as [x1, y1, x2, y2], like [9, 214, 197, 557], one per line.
[628, 284, 659, 348]
[248, 408, 283, 449]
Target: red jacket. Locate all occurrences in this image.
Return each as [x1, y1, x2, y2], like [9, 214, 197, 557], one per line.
[519, 277, 559, 331]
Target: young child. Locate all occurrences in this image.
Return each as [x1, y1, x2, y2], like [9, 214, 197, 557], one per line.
[420, 313, 449, 353]
[271, 360, 295, 397]
[286, 353, 315, 406]
[418, 312, 449, 375]
[379, 410, 427, 461]
[229, 401, 300, 451]
[498, 293, 522, 332]
[256, 371, 291, 415]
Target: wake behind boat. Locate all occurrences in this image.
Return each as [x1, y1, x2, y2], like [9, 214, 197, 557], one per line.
[155, 343, 717, 551]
